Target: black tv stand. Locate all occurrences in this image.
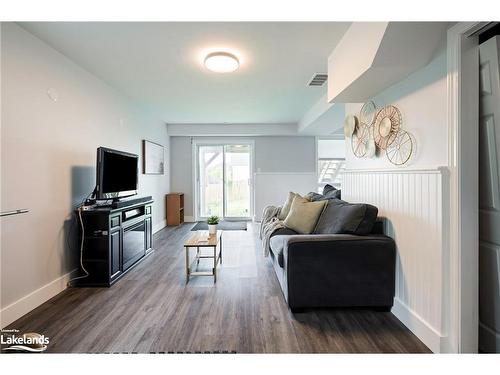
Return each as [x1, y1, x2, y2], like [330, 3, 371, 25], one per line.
[97, 195, 153, 209]
[111, 195, 152, 208]
[74, 198, 154, 287]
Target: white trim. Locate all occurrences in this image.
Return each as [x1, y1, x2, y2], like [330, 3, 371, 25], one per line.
[152, 219, 166, 234]
[344, 167, 446, 175]
[446, 22, 480, 353]
[253, 172, 316, 175]
[192, 138, 255, 222]
[392, 298, 443, 353]
[0, 269, 78, 328]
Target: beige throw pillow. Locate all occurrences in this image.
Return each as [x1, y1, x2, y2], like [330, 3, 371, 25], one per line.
[284, 196, 327, 234]
[278, 192, 299, 220]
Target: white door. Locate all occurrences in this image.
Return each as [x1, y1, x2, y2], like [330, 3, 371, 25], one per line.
[479, 35, 500, 353]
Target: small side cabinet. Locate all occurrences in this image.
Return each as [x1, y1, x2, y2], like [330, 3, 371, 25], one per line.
[166, 193, 184, 226]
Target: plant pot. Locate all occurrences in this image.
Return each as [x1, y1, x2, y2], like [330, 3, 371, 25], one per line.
[208, 224, 217, 235]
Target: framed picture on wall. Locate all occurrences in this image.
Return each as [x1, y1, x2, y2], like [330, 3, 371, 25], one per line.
[143, 140, 165, 174]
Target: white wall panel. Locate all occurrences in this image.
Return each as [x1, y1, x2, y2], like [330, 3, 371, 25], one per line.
[344, 168, 447, 352]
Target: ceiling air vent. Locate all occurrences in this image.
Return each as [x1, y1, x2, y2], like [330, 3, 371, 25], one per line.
[308, 73, 328, 86]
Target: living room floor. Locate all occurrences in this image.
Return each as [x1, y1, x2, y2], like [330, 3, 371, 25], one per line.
[6, 223, 430, 353]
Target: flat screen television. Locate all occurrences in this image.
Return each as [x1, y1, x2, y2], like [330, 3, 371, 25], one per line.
[96, 147, 138, 200]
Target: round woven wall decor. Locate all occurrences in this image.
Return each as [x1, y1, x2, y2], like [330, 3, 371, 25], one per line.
[365, 138, 377, 158]
[344, 115, 358, 138]
[373, 105, 402, 149]
[351, 122, 370, 158]
[360, 100, 377, 127]
[386, 130, 413, 166]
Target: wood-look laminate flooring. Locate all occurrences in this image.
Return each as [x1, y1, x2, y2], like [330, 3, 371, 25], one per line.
[5, 223, 431, 353]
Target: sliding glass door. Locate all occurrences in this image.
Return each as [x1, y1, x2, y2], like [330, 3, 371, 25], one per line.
[196, 143, 252, 220]
[198, 145, 224, 218]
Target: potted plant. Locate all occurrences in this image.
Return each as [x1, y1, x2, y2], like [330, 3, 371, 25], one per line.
[207, 215, 220, 235]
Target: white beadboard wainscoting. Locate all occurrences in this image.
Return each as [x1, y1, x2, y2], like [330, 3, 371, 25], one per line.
[343, 167, 448, 353]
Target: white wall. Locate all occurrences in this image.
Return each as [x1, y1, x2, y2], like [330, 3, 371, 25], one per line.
[342, 48, 449, 352]
[0, 23, 170, 327]
[170, 136, 316, 218]
[318, 139, 345, 159]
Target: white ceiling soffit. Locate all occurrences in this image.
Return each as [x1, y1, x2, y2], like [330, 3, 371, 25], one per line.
[298, 93, 345, 135]
[166, 123, 298, 137]
[18, 22, 351, 124]
[327, 22, 450, 103]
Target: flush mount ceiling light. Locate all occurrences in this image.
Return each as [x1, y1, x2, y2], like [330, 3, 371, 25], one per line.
[204, 52, 239, 73]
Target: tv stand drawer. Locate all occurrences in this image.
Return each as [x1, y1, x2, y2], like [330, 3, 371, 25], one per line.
[123, 207, 143, 221]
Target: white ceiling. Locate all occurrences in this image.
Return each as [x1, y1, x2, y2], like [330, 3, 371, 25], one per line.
[19, 22, 351, 124]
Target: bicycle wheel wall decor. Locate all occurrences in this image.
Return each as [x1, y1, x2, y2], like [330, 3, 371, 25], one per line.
[373, 105, 402, 149]
[345, 103, 414, 165]
[385, 130, 413, 166]
[351, 122, 370, 158]
[360, 100, 377, 127]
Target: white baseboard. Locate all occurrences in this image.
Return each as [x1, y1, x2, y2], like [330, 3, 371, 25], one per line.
[0, 269, 78, 329]
[391, 297, 444, 353]
[153, 219, 166, 234]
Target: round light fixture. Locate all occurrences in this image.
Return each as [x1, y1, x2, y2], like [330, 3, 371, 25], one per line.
[204, 52, 239, 73]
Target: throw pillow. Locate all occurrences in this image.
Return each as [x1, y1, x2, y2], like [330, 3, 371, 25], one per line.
[322, 184, 337, 195]
[283, 196, 327, 234]
[309, 191, 342, 201]
[314, 199, 378, 235]
[278, 192, 299, 220]
[307, 192, 324, 201]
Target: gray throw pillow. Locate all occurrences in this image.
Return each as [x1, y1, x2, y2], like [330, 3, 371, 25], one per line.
[314, 199, 378, 235]
[324, 189, 341, 199]
[309, 191, 341, 201]
[307, 192, 325, 201]
[322, 184, 337, 195]
[322, 184, 341, 199]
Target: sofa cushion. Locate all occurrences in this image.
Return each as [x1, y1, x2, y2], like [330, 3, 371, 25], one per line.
[270, 227, 299, 237]
[270, 235, 287, 267]
[314, 199, 378, 235]
[269, 227, 298, 267]
[284, 196, 327, 234]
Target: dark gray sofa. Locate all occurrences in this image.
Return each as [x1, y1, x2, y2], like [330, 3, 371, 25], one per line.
[268, 202, 396, 312]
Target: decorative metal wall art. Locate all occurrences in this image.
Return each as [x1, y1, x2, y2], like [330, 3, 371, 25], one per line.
[385, 130, 413, 165]
[373, 105, 401, 149]
[345, 102, 415, 166]
[359, 100, 377, 127]
[351, 122, 369, 158]
[344, 114, 357, 138]
[365, 138, 377, 158]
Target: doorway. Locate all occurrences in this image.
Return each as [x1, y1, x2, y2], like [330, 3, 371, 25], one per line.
[194, 141, 253, 221]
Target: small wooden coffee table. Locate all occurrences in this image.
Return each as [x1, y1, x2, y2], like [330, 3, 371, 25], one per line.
[184, 230, 223, 283]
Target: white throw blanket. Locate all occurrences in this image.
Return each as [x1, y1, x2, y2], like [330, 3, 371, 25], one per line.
[259, 205, 285, 257]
